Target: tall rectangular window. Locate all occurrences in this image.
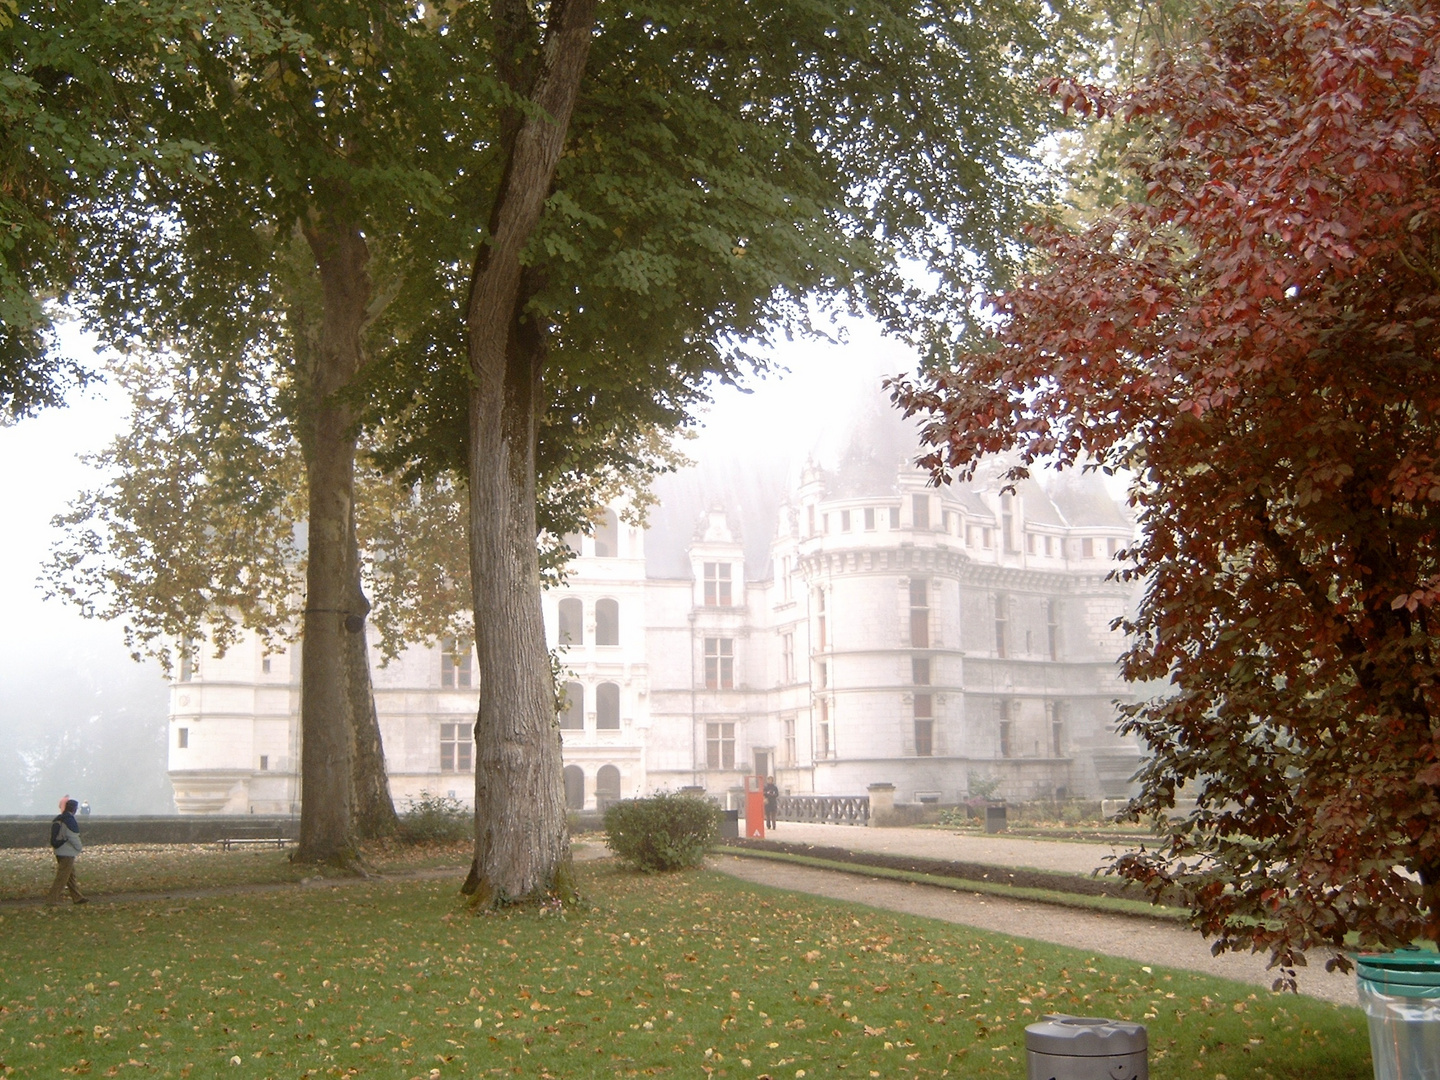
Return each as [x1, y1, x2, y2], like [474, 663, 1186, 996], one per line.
[781, 631, 795, 683]
[706, 721, 735, 769]
[177, 727, 189, 749]
[912, 494, 929, 530]
[704, 637, 734, 689]
[1050, 701, 1065, 757]
[998, 700, 1013, 758]
[807, 505, 816, 535]
[1082, 537, 1095, 558]
[864, 507, 876, 531]
[909, 579, 929, 648]
[262, 656, 272, 674]
[840, 509, 851, 531]
[816, 698, 831, 759]
[179, 635, 197, 682]
[1108, 537, 1120, 558]
[993, 595, 1008, 659]
[913, 693, 933, 757]
[442, 637, 472, 688]
[783, 715, 797, 766]
[259, 755, 269, 771]
[1002, 494, 1016, 551]
[703, 562, 732, 606]
[911, 656, 930, 685]
[1045, 535, 1055, 556]
[815, 590, 827, 651]
[1047, 600, 1059, 661]
[888, 506, 900, 529]
[815, 660, 828, 689]
[441, 722, 472, 771]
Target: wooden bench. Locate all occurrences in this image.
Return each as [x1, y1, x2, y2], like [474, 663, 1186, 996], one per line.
[218, 834, 294, 851]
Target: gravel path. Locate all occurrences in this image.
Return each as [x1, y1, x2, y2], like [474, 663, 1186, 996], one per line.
[758, 821, 1140, 876]
[713, 829, 1362, 1011]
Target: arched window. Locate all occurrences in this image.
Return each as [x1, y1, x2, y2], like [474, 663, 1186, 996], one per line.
[562, 531, 584, 556]
[596, 682, 620, 729]
[563, 766, 585, 810]
[560, 682, 584, 730]
[596, 764, 622, 809]
[595, 598, 619, 646]
[594, 510, 619, 557]
[558, 597, 583, 646]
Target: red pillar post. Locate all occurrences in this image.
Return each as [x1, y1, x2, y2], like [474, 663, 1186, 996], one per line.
[745, 775, 765, 838]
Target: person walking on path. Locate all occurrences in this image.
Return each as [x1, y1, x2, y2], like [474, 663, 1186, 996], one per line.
[48, 797, 88, 906]
[763, 777, 779, 831]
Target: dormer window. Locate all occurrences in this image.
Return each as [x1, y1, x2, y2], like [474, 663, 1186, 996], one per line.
[704, 562, 732, 606]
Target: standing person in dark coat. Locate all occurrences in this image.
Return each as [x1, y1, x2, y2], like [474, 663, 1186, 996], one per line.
[48, 797, 88, 906]
[763, 777, 780, 831]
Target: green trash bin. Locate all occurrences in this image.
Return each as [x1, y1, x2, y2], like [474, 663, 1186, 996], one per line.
[1356, 951, 1440, 1080]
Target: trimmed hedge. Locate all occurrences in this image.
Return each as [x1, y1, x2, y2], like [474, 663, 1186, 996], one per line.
[603, 792, 719, 871]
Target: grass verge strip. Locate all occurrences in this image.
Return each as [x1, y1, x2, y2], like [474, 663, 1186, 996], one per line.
[716, 844, 1187, 922]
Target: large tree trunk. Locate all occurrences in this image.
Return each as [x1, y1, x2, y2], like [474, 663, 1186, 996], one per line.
[294, 217, 373, 865]
[460, 0, 595, 902]
[347, 531, 398, 839]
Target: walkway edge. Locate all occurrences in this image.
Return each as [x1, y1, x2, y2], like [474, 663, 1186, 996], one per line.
[715, 844, 1187, 923]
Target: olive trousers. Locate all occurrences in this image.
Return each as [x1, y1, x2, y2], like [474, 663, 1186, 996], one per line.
[47, 856, 85, 905]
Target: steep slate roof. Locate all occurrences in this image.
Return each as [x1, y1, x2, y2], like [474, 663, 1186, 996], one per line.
[818, 393, 920, 499]
[645, 453, 792, 580]
[1046, 470, 1134, 529]
[642, 384, 1130, 580]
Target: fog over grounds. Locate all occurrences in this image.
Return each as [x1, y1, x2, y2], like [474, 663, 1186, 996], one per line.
[0, 320, 919, 814]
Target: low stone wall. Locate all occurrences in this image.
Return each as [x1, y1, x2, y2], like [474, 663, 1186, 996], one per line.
[0, 816, 298, 850]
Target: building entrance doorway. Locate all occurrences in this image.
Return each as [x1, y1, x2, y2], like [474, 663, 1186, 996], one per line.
[754, 749, 771, 779]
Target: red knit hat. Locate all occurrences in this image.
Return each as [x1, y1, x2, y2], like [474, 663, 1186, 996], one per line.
[58, 794, 71, 811]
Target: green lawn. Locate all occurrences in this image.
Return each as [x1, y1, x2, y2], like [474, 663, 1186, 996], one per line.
[0, 841, 471, 903]
[0, 860, 1370, 1079]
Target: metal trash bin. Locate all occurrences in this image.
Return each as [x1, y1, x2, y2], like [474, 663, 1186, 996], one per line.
[719, 809, 739, 840]
[1025, 1014, 1147, 1080]
[1356, 951, 1440, 1080]
[985, 803, 1007, 833]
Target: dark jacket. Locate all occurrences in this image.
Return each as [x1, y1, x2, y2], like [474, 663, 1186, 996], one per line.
[50, 811, 82, 857]
[763, 782, 780, 805]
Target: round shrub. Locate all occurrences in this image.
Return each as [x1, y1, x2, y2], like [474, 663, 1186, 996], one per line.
[397, 791, 473, 844]
[603, 792, 719, 871]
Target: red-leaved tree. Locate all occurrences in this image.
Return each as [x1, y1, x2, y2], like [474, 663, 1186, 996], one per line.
[894, 0, 1440, 985]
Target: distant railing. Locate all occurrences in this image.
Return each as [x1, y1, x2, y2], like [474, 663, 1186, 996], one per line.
[776, 794, 869, 826]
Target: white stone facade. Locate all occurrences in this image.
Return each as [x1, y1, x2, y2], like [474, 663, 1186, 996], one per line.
[167, 454, 1144, 813]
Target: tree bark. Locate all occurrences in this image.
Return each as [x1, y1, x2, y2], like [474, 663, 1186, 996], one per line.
[347, 531, 399, 839]
[294, 216, 377, 864]
[461, 0, 595, 902]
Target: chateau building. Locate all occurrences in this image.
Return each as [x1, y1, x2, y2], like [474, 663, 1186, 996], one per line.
[168, 422, 1144, 814]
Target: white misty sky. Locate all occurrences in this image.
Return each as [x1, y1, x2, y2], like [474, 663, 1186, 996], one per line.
[0, 319, 923, 693]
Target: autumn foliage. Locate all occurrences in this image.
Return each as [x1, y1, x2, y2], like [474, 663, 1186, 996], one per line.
[895, 0, 1440, 980]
